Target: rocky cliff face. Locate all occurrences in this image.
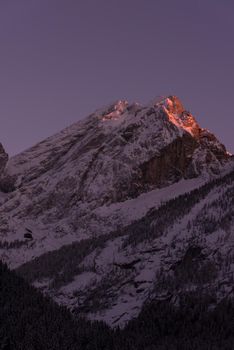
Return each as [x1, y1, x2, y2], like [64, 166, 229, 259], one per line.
[0, 96, 231, 262]
[0, 96, 229, 199]
[0, 95, 233, 326]
[140, 133, 198, 186]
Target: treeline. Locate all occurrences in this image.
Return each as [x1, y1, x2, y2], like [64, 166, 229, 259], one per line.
[16, 232, 118, 289]
[0, 239, 28, 250]
[115, 292, 234, 350]
[14, 169, 234, 322]
[0, 260, 113, 350]
[16, 169, 234, 291]
[123, 168, 234, 247]
[192, 182, 234, 235]
[1, 260, 234, 349]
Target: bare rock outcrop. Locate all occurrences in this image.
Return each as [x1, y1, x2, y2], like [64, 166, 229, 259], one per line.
[0, 143, 8, 179]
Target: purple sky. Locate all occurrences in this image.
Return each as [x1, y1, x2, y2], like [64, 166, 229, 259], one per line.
[0, 0, 233, 156]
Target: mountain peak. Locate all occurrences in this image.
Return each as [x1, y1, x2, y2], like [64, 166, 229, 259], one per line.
[98, 95, 201, 139]
[101, 100, 129, 121]
[0, 94, 230, 203]
[162, 95, 185, 113]
[157, 95, 200, 137]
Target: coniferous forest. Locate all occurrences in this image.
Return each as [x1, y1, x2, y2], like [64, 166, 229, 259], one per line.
[1, 260, 234, 350]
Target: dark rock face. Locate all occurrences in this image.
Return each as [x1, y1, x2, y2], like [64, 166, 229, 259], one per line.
[0, 143, 15, 193]
[0, 143, 8, 175]
[140, 133, 199, 187]
[199, 129, 228, 161]
[0, 173, 16, 193]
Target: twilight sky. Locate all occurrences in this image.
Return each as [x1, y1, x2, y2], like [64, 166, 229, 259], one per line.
[0, 0, 233, 156]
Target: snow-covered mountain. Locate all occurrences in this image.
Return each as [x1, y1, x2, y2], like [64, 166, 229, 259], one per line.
[0, 95, 233, 327]
[16, 169, 234, 328]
